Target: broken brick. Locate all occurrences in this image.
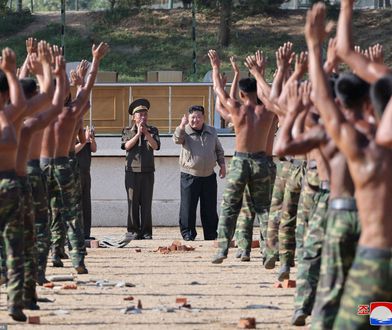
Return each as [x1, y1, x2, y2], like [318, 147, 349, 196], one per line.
[176, 297, 187, 304]
[43, 282, 55, 289]
[238, 317, 256, 329]
[137, 299, 143, 309]
[62, 283, 77, 290]
[283, 279, 296, 288]
[28, 316, 40, 324]
[135, 249, 142, 253]
[123, 296, 134, 301]
[90, 240, 99, 248]
[251, 240, 260, 249]
[273, 282, 283, 288]
[172, 240, 182, 246]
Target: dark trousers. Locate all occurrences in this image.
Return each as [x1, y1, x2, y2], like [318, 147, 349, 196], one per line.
[125, 171, 154, 237]
[179, 172, 218, 240]
[80, 170, 92, 238]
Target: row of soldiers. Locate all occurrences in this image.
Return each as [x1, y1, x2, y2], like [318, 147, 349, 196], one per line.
[210, 1, 392, 329]
[0, 39, 108, 322]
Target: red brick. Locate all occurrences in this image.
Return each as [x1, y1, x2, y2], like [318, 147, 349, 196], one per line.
[273, 282, 283, 288]
[28, 316, 40, 324]
[62, 283, 77, 290]
[283, 279, 296, 288]
[43, 282, 54, 289]
[137, 299, 143, 309]
[176, 297, 187, 304]
[251, 240, 260, 249]
[90, 240, 99, 248]
[135, 249, 142, 253]
[238, 317, 256, 329]
[123, 296, 134, 301]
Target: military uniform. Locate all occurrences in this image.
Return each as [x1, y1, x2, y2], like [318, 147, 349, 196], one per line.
[311, 197, 360, 330]
[27, 159, 50, 284]
[294, 180, 330, 317]
[121, 124, 160, 239]
[215, 151, 271, 257]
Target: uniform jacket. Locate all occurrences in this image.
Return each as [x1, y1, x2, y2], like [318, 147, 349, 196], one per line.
[121, 124, 160, 172]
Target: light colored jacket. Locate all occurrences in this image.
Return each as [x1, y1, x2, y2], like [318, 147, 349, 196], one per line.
[173, 124, 225, 177]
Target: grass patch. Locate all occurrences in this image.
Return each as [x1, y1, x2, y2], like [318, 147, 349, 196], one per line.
[0, 9, 34, 37]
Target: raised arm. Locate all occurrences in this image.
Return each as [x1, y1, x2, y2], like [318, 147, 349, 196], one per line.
[173, 114, 188, 145]
[208, 50, 239, 113]
[214, 73, 232, 123]
[1, 48, 27, 122]
[270, 42, 293, 103]
[73, 42, 109, 110]
[306, 3, 363, 160]
[229, 56, 240, 99]
[323, 37, 340, 74]
[19, 37, 38, 79]
[336, 0, 390, 83]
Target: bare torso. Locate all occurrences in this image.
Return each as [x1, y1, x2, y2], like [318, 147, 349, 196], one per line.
[232, 104, 275, 153]
[54, 106, 79, 157]
[0, 120, 22, 172]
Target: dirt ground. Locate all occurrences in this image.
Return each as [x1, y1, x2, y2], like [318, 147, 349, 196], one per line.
[0, 227, 302, 329]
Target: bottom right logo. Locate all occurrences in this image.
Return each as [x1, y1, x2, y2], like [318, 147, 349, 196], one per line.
[370, 302, 392, 326]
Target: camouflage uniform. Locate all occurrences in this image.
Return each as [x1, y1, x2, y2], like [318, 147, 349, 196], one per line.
[69, 151, 84, 234]
[264, 159, 292, 261]
[295, 163, 320, 264]
[294, 181, 330, 316]
[278, 159, 306, 267]
[216, 152, 271, 255]
[311, 197, 360, 330]
[235, 156, 276, 255]
[18, 176, 37, 305]
[0, 171, 24, 309]
[53, 157, 86, 268]
[333, 246, 392, 330]
[41, 157, 66, 258]
[27, 159, 50, 283]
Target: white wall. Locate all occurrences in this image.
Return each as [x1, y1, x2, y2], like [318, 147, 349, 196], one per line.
[91, 136, 235, 227]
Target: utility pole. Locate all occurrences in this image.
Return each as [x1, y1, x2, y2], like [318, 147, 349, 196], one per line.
[192, 0, 197, 75]
[168, 0, 173, 9]
[61, 0, 66, 56]
[31, 0, 34, 12]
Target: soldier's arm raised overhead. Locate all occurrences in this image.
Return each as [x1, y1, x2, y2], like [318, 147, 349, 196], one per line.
[336, 0, 390, 83]
[208, 50, 240, 113]
[376, 97, 392, 148]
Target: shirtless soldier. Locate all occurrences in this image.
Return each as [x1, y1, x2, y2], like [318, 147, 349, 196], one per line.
[208, 50, 275, 263]
[305, 3, 392, 328]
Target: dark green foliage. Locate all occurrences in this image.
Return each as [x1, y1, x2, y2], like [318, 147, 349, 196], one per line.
[0, 8, 33, 37]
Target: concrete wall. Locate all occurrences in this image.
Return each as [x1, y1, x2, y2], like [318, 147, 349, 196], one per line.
[91, 135, 235, 227]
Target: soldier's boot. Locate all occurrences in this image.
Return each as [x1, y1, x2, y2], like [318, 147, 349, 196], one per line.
[58, 247, 69, 260]
[291, 309, 308, 326]
[211, 250, 228, 264]
[24, 296, 40, 310]
[235, 249, 243, 258]
[240, 250, 251, 262]
[51, 247, 64, 267]
[278, 264, 290, 282]
[37, 271, 49, 286]
[8, 306, 27, 322]
[264, 255, 277, 270]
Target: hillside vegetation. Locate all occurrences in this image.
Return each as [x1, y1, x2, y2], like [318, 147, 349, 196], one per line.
[0, 7, 391, 82]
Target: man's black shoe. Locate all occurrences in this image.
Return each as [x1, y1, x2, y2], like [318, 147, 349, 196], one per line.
[75, 265, 88, 274]
[8, 306, 27, 322]
[24, 300, 40, 310]
[212, 252, 227, 264]
[264, 255, 277, 269]
[278, 264, 290, 281]
[52, 255, 63, 268]
[291, 309, 307, 326]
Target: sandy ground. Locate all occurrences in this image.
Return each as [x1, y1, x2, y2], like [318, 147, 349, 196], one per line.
[0, 227, 303, 329]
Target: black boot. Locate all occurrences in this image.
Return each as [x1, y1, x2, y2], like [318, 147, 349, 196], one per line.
[8, 306, 27, 322]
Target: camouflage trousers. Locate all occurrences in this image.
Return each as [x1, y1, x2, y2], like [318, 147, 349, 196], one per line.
[278, 160, 306, 266]
[69, 153, 84, 235]
[216, 152, 271, 255]
[27, 159, 50, 283]
[53, 157, 86, 267]
[0, 172, 24, 308]
[311, 199, 360, 330]
[19, 176, 38, 303]
[41, 158, 66, 256]
[333, 246, 392, 330]
[295, 165, 320, 264]
[235, 156, 276, 254]
[264, 160, 292, 260]
[294, 185, 330, 315]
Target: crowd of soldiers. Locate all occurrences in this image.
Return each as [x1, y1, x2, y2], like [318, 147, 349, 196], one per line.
[210, 0, 392, 329]
[1, 0, 392, 328]
[0, 38, 108, 322]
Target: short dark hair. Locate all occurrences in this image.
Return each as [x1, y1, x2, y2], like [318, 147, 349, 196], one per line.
[370, 74, 392, 117]
[188, 105, 204, 114]
[335, 72, 369, 109]
[0, 70, 9, 93]
[20, 78, 37, 99]
[239, 78, 257, 94]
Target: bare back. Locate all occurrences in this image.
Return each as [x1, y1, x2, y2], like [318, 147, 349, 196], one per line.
[54, 106, 79, 157]
[232, 103, 274, 153]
